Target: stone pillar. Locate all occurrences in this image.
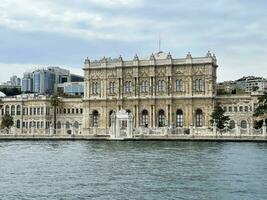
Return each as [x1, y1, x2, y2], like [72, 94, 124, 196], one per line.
[49, 124, 53, 136]
[153, 105, 155, 128]
[189, 124, 194, 136]
[62, 122, 65, 135]
[136, 106, 139, 128]
[150, 105, 153, 128]
[71, 124, 75, 136]
[169, 104, 172, 128]
[236, 125, 241, 137]
[262, 121, 266, 137]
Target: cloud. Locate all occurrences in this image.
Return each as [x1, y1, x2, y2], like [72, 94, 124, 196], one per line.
[0, 0, 266, 83]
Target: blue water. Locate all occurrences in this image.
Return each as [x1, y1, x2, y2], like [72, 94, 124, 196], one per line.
[0, 141, 266, 200]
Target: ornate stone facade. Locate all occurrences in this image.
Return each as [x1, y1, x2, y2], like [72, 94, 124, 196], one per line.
[82, 51, 218, 134]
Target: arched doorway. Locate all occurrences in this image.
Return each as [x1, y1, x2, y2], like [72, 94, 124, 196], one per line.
[141, 110, 149, 127]
[92, 110, 99, 127]
[196, 109, 203, 127]
[176, 109, 183, 127]
[158, 110, 165, 127]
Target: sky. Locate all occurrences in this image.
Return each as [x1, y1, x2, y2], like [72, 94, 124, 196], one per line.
[0, 0, 266, 83]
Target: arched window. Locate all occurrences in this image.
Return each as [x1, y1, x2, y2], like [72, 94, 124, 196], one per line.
[66, 121, 70, 129]
[92, 82, 99, 95]
[141, 80, 148, 93]
[241, 120, 247, 129]
[141, 110, 149, 127]
[158, 110, 165, 127]
[229, 120, 235, 129]
[16, 120, 20, 128]
[16, 105, 21, 115]
[157, 80, 165, 92]
[5, 105, 9, 115]
[74, 121, 79, 129]
[176, 109, 183, 127]
[195, 79, 204, 92]
[124, 81, 132, 93]
[196, 109, 203, 127]
[175, 80, 183, 92]
[109, 81, 116, 94]
[11, 105, 15, 116]
[92, 110, 99, 127]
[1, 108, 4, 116]
[57, 121, 61, 129]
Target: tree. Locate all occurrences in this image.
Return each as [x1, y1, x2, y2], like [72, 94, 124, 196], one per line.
[253, 92, 267, 127]
[50, 95, 62, 134]
[210, 103, 230, 129]
[1, 114, 14, 129]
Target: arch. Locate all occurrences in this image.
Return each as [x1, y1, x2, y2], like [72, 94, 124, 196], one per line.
[175, 79, 183, 92]
[16, 120, 20, 128]
[196, 109, 203, 127]
[16, 105, 21, 115]
[241, 120, 247, 129]
[57, 121, 61, 129]
[5, 105, 10, 115]
[141, 109, 149, 127]
[229, 120, 235, 129]
[65, 121, 70, 129]
[74, 121, 79, 129]
[158, 109, 165, 127]
[11, 105, 15, 116]
[176, 109, 183, 127]
[109, 110, 115, 127]
[92, 110, 99, 127]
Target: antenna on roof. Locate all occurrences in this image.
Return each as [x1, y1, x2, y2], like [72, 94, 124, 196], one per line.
[158, 36, 161, 52]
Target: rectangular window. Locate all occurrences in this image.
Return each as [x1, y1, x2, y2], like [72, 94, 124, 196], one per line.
[239, 106, 243, 112]
[234, 107, 238, 112]
[229, 107, 232, 112]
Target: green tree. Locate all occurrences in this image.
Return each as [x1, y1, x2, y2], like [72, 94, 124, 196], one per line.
[50, 95, 62, 134]
[210, 103, 230, 129]
[253, 92, 267, 127]
[1, 114, 14, 129]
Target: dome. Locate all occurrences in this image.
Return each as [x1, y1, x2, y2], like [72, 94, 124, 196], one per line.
[0, 91, 6, 97]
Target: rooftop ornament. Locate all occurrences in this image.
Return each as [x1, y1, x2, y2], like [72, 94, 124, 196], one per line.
[84, 57, 90, 64]
[150, 53, 155, 60]
[186, 52, 192, 59]
[206, 51, 212, 58]
[134, 54, 139, 61]
[167, 52, 172, 59]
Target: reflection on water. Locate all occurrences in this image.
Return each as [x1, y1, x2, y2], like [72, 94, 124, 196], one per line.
[0, 141, 267, 200]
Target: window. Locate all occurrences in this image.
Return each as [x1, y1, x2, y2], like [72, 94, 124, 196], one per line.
[229, 107, 232, 112]
[16, 105, 21, 115]
[57, 121, 61, 129]
[74, 121, 79, 129]
[234, 107, 237, 112]
[141, 110, 149, 127]
[66, 121, 70, 129]
[33, 108, 36, 115]
[124, 81, 132, 93]
[245, 106, 248, 112]
[175, 80, 183, 92]
[80, 109, 83, 114]
[239, 106, 243, 112]
[5, 105, 9, 115]
[229, 120, 235, 129]
[241, 120, 247, 129]
[109, 81, 116, 94]
[92, 110, 99, 127]
[140, 80, 149, 93]
[195, 79, 204, 92]
[92, 82, 99, 95]
[158, 110, 165, 127]
[16, 120, 20, 128]
[196, 109, 203, 127]
[68, 109, 70, 114]
[157, 80, 165, 92]
[72, 108, 75, 114]
[223, 107, 227, 112]
[11, 105, 15, 116]
[176, 109, 183, 127]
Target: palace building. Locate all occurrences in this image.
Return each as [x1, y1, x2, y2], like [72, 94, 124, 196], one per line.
[82, 51, 218, 134]
[0, 51, 262, 136]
